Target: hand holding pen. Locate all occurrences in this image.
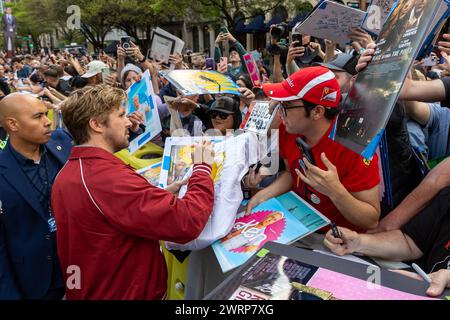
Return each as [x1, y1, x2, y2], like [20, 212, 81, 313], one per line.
[323, 223, 361, 256]
[330, 221, 342, 240]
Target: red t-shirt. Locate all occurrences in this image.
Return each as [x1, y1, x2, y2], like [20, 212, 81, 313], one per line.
[279, 122, 380, 233]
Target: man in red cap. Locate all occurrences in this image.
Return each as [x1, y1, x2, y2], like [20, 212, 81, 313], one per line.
[247, 66, 381, 232]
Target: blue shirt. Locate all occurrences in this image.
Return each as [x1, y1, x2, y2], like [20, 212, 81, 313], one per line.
[9, 144, 60, 213]
[407, 102, 450, 160]
[17, 64, 33, 79]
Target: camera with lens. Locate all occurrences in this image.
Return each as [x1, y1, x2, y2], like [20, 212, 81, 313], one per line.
[270, 23, 288, 41]
[267, 42, 288, 56]
[121, 36, 131, 50]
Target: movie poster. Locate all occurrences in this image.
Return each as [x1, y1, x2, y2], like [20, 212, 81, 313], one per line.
[163, 70, 241, 96]
[335, 0, 442, 159]
[361, 0, 398, 35]
[215, 251, 438, 300]
[136, 161, 162, 187]
[124, 70, 162, 155]
[240, 101, 277, 136]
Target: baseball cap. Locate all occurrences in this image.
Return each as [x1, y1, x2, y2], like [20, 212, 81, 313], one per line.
[314, 53, 358, 76]
[81, 60, 108, 78]
[262, 66, 341, 108]
[209, 96, 239, 114]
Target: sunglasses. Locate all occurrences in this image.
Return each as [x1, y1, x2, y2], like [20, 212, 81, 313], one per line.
[210, 110, 231, 120]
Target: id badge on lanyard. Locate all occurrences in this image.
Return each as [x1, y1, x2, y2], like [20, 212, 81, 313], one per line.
[47, 204, 56, 233]
[48, 217, 57, 233]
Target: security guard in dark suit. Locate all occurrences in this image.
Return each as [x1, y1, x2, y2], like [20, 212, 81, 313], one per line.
[0, 94, 72, 299]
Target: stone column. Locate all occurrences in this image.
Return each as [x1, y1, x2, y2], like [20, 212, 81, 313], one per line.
[182, 21, 194, 52]
[209, 24, 215, 58]
[198, 25, 204, 53]
[246, 33, 253, 52]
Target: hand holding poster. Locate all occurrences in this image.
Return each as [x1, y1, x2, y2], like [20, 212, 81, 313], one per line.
[163, 133, 260, 251]
[148, 27, 185, 69]
[124, 70, 162, 155]
[149, 32, 175, 66]
[294, 1, 366, 46]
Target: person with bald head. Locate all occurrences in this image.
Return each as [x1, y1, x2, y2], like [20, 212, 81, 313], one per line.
[0, 93, 72, 299]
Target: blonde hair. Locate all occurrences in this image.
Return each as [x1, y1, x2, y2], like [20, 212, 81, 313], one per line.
[61, 84, 126, 145]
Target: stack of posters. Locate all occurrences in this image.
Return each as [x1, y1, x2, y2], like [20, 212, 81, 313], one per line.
[222, 250, 438, 300]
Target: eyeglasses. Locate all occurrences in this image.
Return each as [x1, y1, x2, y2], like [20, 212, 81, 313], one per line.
[210, 111, 231, 120]
[278, 101, 306, 118]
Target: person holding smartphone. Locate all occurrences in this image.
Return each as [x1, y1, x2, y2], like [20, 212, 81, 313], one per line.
[287, 34, 326, 76]
[246, 66, 381, 232]
[213, 27, 248, 80]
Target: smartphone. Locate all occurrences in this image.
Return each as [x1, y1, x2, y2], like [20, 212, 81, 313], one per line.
[220, 26, 229, 34]
[220, 56, 228, 65]
[292, 34, 303, 48]
[205, 58, 216, 70]
[432, 45, 445, 64]
[101, 67, 110, 84]
[121, 36, 131, 50]
[296, 137, 316, 170]
[422, 55, 438, 67]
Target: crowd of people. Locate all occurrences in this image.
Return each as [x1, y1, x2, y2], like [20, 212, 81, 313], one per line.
[0, 5, 449, 300]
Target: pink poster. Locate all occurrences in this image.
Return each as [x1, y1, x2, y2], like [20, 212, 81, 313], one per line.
[243, 53, 262, 88]
[307, 268, 436, 300]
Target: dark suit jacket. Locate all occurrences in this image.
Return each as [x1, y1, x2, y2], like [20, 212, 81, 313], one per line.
[2, 14, 16, 34]
[0, 130, 72, 299]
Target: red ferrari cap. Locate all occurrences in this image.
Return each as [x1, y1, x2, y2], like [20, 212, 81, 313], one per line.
[262, 66, 341, 108]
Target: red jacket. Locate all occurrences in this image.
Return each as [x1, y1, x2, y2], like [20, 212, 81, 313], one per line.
[51, 146, 214, 300]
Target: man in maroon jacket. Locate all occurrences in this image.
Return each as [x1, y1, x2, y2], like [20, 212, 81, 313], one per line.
[51, 85, 215, 299]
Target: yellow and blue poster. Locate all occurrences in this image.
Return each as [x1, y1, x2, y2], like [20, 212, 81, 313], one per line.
[163, 70, 241, 96]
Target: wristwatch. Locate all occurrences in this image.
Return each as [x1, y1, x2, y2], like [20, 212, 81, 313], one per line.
[138, 55, 146, 63]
